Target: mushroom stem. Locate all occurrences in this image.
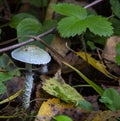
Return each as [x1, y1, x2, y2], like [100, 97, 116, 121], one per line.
[41, 64, 48, 74]
[23, 63, 33, 109]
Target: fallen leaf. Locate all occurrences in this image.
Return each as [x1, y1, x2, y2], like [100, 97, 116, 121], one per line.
[35, 98, 87, 121]
[41, 70, 93, 111]
[76, 51, 117, 79]
[87, 110, 120, 121]
[102, 36, 120, 75]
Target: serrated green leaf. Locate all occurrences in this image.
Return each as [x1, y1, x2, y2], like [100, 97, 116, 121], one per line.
[86, 15, 113, 36]
[100, 88, 120, 111]
[58, 17, 87, 37]
[9, 13, 36, 28]
[53, 115, 73, 121]
[17, 18, 42, 43]
[110, 0, 120, 19]
[52, 3, 87, 19]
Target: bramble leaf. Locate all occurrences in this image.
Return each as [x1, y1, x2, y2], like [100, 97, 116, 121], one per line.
[52, 3, 87, 19]
[86, 16, 113, 36]
[58, 17, 87, 37]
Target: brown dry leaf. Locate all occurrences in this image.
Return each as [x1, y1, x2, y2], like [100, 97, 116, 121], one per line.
[35, 98, 87, 121]
[47, 36, 71, 65]
[87, 110, 120, 121]
[47, 52, 87, 74]
[102, 36, 120, 75]
[102, 36, 120, 63]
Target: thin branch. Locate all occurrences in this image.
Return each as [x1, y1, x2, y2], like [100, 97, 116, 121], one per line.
[84, 0, 103, 9]
[0, 27, 56, 53]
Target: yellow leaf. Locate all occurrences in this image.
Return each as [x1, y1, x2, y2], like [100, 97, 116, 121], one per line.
[76, 51, 117, 79]
[35, 98, 84, 121]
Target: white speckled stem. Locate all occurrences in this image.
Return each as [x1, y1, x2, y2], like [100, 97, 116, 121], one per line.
[23, 63, 33, 109]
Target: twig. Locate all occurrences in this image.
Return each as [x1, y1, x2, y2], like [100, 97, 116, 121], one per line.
[84, 0, 103, 9]
[0, 27, 56, 53]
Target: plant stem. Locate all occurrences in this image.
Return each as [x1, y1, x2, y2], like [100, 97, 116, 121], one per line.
[81, 34, 88, 63]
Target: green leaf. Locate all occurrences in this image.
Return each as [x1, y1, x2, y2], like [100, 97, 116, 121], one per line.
[0, 82, 6, 94]
[29, 0, 49, 7]
[0, 54, 20, 94]
[17, 18, 42, 43]
[116, 42, 120, 55]
[42, 19, 57, 32]
[52, 3, 87, 19]
[116, 42, 120, 65]
[0, 72, 13, 82]
[115, 55, 120, 65]
[9, 13, 36, 28]
[53, 115, 73, 121]
[109, 0, 120, 19]
[58, 16, 87, 37]
[99, 88, 120, 111]
[0, 53, 20, 76]
[111, 18, 120, 36]
[87, 41, 96, 50]
[42, 76, 93, 111]
[86, 16, 113, 36]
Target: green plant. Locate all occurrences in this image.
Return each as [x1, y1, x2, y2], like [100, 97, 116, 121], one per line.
[99, 88, 120, 111]
[109, 0, 120, 19]
[63, 62, 120, 111]
[53, 115, 73, 121]
[115, 42, 120, 65]
[52, 3, 113, 38]
[0, 54, 20, 94]
[9, 12, 56, 49]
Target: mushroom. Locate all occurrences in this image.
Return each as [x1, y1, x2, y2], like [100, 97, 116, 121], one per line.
[11, 45, 51, 109]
